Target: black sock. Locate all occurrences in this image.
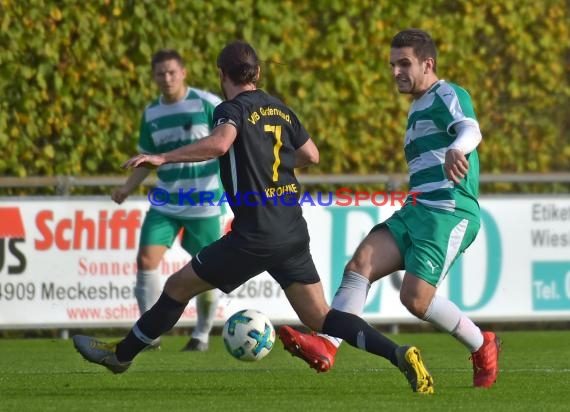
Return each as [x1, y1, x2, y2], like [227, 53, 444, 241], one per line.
[116, 293, 186, 362]
[322, 309, 399, 366]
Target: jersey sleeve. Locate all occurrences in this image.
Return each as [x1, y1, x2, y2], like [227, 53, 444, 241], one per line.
[437, 83, 479, 135]
[137, 110, 156, 154]
[203, 97, 222, 129]
[192, 89, 223, 129]
[213, 101, 241, 130]
[288, 110, 310, 149]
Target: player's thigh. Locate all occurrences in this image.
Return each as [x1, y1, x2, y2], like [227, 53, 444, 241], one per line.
[348, 223, 403, 282]
[190, 234, 269, 294]
[180, 216, 222, 256]
[406, 208, 479, 287]
[164, 261, 215, 303]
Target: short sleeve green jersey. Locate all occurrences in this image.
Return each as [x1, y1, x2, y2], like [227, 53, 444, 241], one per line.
[138, 87, 223, 218]
[404, 80, 480, 220]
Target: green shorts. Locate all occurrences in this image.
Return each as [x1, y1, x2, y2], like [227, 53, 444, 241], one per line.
[139, 208, 221, 256]
[376, 203, 480, 286]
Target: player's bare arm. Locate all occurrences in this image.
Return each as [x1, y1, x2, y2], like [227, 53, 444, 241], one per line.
[295, 138, 319, 168]
[123, 124, 237, 169]
[111, 167, 152, 204]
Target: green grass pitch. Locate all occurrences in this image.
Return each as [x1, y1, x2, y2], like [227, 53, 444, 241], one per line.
[0, 330, 568, 411]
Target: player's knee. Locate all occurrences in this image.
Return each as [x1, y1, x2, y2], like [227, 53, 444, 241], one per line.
[399, 290, 428, 319]
[344, 254, 366, 274]
[138, 244, 169, 269]
[137, 255, 152, 270]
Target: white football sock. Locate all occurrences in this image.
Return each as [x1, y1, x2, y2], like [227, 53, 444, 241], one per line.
[422, 295, 484, 352]
[191, 290, 219, 343]
[134, 269, 161, 314]
[320, 271, 371, 348]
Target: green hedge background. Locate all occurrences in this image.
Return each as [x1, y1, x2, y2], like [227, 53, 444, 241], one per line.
[1, 0, 568, 192]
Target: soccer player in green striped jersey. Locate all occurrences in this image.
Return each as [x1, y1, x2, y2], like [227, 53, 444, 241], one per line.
[293, 29, 501, 388]
[111, 49, 223, 352]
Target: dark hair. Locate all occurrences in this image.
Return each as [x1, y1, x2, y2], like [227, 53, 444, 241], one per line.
[216, 41, 259, 85]
[151, 49, 185, 71]
[391, 29, 438, 73]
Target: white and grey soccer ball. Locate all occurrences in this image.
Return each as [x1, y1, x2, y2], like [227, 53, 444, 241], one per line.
[222, 309, 275, 362]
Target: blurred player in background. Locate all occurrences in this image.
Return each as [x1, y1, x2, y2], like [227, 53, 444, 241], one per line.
[74, 40, 434, 394]
[280, 29, 501, 389]
[111, 49, 223, 352]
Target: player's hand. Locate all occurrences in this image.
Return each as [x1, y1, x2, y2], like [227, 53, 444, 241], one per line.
[444, 149, 469, 184]
[111, 187, 129, 204]
[122, 154, 165, 169]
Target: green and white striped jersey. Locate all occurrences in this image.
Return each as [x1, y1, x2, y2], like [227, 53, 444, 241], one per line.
[138, 87, 223, 218]
[404, 80, 480, 220]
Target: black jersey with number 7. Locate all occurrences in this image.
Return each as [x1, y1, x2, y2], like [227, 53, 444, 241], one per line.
[213, 89, 311, 247]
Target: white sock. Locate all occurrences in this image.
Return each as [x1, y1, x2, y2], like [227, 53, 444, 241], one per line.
[320, 271, 371, 348]
[134, 269, 161, 314]
[191, 290, 219, 343]
[423, 295, 484, 352]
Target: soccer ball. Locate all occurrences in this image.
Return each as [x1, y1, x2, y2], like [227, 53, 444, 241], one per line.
[222, 309, 275, 362]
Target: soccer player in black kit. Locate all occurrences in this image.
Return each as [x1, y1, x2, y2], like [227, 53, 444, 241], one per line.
[72, 40, 434, 394]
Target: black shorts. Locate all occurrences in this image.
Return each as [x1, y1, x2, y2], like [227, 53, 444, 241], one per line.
[191, 232, 320, 293]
